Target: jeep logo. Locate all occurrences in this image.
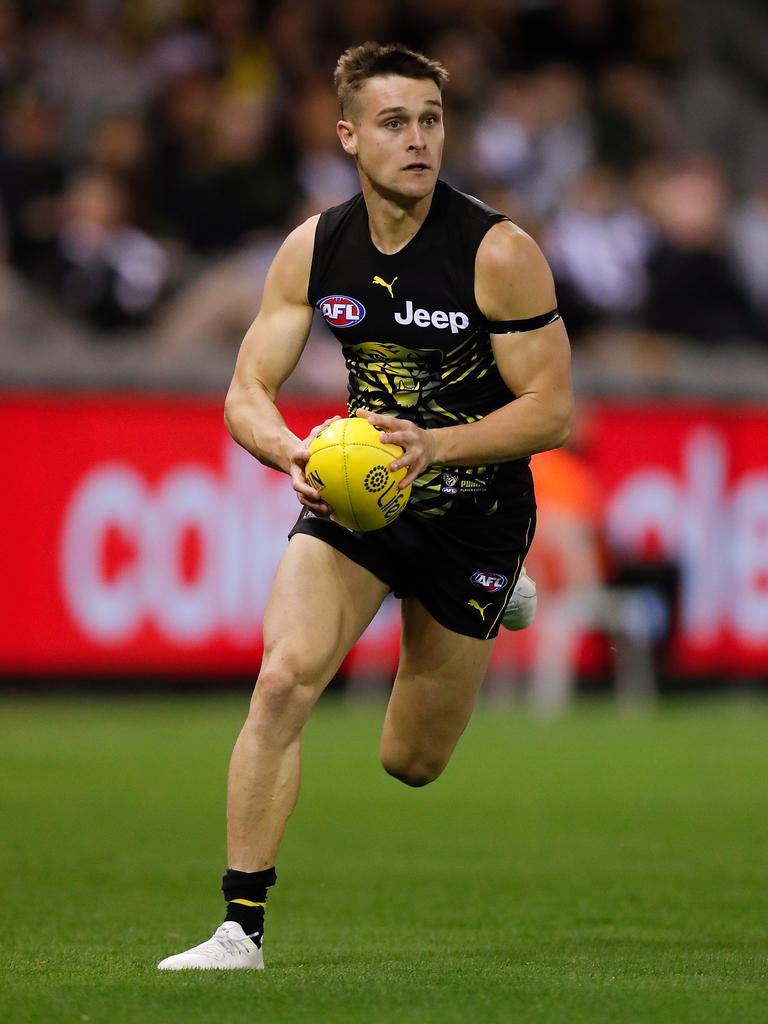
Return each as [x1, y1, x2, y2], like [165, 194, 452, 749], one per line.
[394, 300, 469, 334]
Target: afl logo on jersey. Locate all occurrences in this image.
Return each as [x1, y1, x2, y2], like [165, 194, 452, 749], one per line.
[471, 571, 508, 593]
[318, 295, 366, 328]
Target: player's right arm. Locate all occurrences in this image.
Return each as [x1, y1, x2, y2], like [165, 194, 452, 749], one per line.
[224, 215, 330, 513]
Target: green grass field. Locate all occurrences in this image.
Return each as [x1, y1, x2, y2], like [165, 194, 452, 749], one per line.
[2, 695, 767, 1023]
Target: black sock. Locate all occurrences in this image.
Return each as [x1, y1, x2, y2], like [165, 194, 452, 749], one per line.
[222, 866, 277, 947]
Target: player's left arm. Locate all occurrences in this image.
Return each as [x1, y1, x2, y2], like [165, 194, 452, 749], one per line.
[446, 219, 574, 464]
[360, 221, 573, 485]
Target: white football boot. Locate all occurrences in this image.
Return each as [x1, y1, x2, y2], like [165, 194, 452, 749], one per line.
[157, 921, 264, 971]
[502, 566, 538, 630]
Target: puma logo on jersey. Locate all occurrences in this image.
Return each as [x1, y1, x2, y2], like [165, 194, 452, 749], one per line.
[394, 300, 470, 334]
[372, 275, 398, 298]
[467, 599, 492, 620]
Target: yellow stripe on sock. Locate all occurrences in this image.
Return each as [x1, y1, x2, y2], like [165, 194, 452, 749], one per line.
[229, 899, 266, 907]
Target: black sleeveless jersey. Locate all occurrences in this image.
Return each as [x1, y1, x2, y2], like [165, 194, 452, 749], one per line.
[308, 179, 531, 518]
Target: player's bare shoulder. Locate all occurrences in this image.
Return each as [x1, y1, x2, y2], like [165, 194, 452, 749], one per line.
[475, 220, 557, 322]
[264, 214, 321, 308]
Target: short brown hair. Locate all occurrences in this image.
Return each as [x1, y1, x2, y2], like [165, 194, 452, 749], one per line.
[334, 41, 449, 118]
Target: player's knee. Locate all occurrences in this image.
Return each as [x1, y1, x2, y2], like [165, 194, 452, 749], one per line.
[381, 751, 445, 788]
[249, 651, 319, 725]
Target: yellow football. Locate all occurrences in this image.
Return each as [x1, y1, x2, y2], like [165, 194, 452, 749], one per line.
[305, 416, 411, 531]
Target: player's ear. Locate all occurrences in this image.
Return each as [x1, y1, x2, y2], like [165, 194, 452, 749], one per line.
[337, 119, 357, 156]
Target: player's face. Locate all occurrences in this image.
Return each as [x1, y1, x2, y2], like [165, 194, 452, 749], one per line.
[337, 76, 444, 203]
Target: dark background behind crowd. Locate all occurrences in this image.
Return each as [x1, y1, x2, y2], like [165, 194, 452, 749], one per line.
[1, 0, 767, 394]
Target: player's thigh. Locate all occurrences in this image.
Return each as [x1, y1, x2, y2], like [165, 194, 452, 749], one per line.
[381, 597, 495, 777]
[258, 532, 389, 709]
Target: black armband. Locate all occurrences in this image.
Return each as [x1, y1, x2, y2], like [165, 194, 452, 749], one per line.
[487, 308, 561, 334]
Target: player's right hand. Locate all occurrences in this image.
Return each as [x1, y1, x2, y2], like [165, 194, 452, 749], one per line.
[289, 415, 341, 516]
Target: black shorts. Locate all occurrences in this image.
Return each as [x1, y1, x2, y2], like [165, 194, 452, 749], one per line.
[288, 476, 536, 640]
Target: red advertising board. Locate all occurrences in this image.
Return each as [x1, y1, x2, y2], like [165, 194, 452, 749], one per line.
[2, 394, 339, 673]
[3, 394, 768, 677]
[589, 403, 768, 675]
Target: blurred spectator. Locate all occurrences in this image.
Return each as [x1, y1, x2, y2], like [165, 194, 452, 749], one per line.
[153, 237, 346, 393]
[267, 0, 327, 91]
[527, 65, 595, 216]
[0, 91, 65, 282]
[142, 0, 278, 86]
[593, 63, 674, 170]
[544, 166, 653, 336]
[471, 74, 535, 190]
[476, 181, 543, 241]
[730, 178, 768, 320]
[147, 69, 217, 235]
[0, 0, 766, 369]
[150, 82, 297, 251]
[205, 0, 276, 97]
[472, 66, 593, 218]
[291, 85, 358, 209]
[431, 27, 499, 189]
[143, 18, 219, 94]
[154, 238, 279, 358]
[680, 2, 768, 190]
[0, 0, 25, 91]
[30, 1, 149, 160]
[48, 168, 169, 330]
[431, 27, 497, 117]
[519, 421, 608, 711]
[639, 159, 764, 342]
[86, 111, 152, 227]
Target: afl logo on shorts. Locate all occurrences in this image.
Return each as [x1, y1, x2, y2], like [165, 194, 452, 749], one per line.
[471, 571, 508, 593]
[318, 295, 366, 328]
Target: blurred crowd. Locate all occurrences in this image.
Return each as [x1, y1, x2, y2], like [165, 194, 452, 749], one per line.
[1, 0, 768, 390]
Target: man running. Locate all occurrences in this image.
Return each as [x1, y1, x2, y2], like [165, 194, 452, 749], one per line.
[158, 40, 572, 971]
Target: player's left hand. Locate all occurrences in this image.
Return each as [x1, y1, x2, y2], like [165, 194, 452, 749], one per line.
[289, 415, 342, 516]
[355, 409, 437, 488]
